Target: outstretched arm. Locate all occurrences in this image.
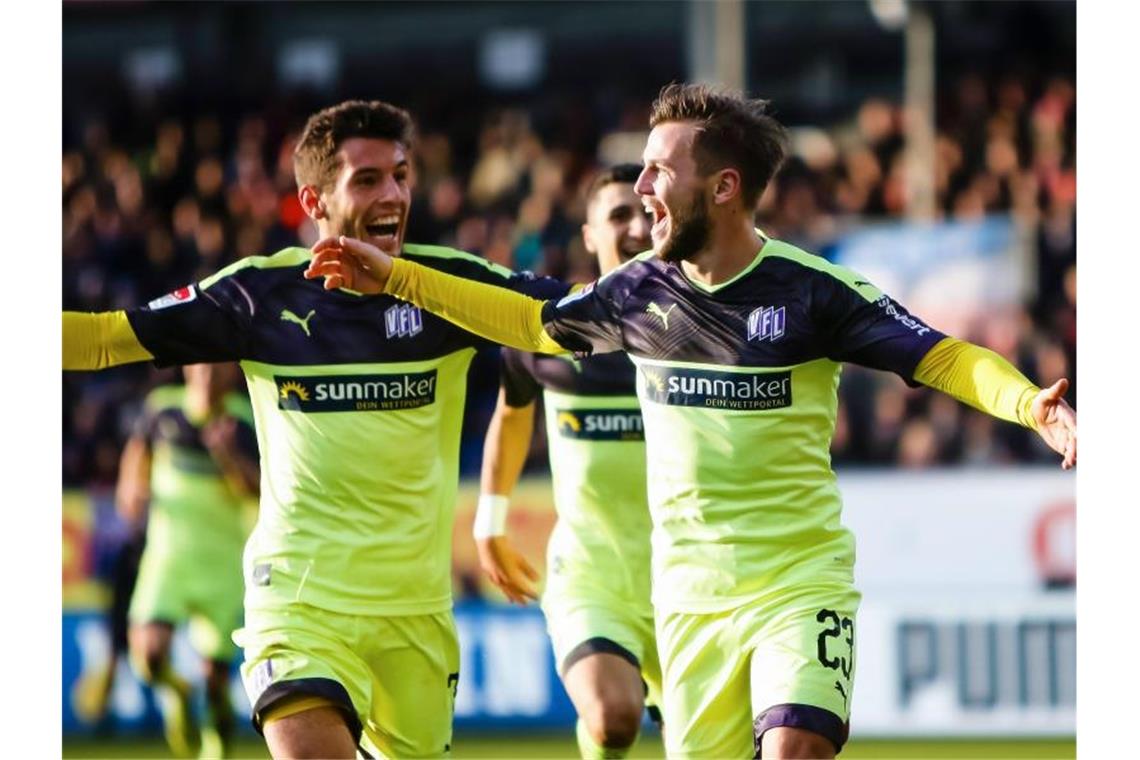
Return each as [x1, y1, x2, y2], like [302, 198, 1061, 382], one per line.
[476, 388, 541, 605]
[304, 236, 566, 354]
[914, 337, 1076, 469]
[63, 311, 154, 370]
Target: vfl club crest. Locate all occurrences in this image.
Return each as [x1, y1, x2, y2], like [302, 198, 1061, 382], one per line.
[385, 303, 423, 339]
[747, 305, 786, 343]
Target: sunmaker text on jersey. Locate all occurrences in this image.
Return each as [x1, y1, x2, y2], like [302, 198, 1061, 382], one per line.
[275, 371, 438, 412]
[641, 366, 793, 410]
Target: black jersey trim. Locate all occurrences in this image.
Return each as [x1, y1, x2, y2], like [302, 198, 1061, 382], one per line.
[560, 636, 641, 676]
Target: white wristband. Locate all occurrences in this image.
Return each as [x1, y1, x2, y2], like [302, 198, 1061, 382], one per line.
[473, 494, 510, 539]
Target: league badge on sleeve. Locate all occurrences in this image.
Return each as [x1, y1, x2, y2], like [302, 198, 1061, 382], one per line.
[147, 285, 198, 311]
[556, 281, 594, 308]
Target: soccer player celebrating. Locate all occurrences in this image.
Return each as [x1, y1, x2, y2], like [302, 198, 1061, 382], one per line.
[117, 362, 258, 758]
[476, 164, 663, 758]
[304, 84, 1077, 759]
[63, 100, 567, 758]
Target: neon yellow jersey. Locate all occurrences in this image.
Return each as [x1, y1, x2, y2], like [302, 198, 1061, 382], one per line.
[124, 245, 570, 615]
[541, 239, 947, 613]
[138, 385, 255, 562]
[499, 349, 651, 613]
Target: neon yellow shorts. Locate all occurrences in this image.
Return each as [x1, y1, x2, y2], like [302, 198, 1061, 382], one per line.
[128, 548, 243, 661]
[234, 602, 460, 758]
[542, 585, 663, 714]
[656, 582, 860, 758]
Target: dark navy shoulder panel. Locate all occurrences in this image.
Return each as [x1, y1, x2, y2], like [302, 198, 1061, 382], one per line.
[127, 247, 498, 367]
[543, 240, 945, 380]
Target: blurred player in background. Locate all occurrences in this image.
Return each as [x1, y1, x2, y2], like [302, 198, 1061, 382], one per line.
[63, 99, 568, 758]
[476, 164, 662, 758]
[303, 82, 1078, 760]
[69, 520, 145, 735]
[117, 362, 258, 758]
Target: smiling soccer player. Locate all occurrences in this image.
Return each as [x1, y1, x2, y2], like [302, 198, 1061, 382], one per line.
[303, 84, 1076, 760]
[63, 100, 568, 759]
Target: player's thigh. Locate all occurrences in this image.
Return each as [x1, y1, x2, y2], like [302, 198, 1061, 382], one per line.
[359, 611, 460, 759]
[656, 609, 754, 759]
[234, 603, 371, 748]
[746, 584, 860, 757]
[547, 599, 656, 724]
[263, 702, 357, 759]
[563, 652, 645, 733]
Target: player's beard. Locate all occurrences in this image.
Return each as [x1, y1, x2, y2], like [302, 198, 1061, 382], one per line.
[657, 189, 712, 264]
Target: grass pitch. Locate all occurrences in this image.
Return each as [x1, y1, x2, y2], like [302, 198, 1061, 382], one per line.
[62, 732, 1075, 759]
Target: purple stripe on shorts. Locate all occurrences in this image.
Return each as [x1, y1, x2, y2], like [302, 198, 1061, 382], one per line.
[752, 702, 849, 758]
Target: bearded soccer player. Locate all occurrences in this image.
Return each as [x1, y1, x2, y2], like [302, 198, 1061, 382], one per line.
[477, 164, 662, 758]
[63, 100, 567, 759]
[304, 83, 1077, 759]
[117, 362, 257, 758]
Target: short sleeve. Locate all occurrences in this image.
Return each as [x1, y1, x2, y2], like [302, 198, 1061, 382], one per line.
[499, 348, 542, 408]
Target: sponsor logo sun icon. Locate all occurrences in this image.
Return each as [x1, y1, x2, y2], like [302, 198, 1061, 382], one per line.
[642, 368, 666, 393]
[278, 381, 310, 402]
[557, 411, 582, 434]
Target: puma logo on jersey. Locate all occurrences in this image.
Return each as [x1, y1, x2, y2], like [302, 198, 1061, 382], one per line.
[646, 301, 677, 329]
[280, 309, 316, 337]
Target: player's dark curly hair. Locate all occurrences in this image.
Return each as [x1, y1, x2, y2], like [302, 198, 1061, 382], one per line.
[293, 100, 416, 190]
[650, 83, 788, 207]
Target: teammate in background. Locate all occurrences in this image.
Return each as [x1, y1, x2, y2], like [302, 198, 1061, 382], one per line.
[70, 521, 145, 734]
[304, 83, 1077, 759]
[477, 164, 662, 758]
[63, 100, 568, 759]
[117, 362, 258, 758]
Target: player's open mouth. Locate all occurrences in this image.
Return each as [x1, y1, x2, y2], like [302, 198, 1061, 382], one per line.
[644, 200, 668, 239]
[365, 215, 402, 245]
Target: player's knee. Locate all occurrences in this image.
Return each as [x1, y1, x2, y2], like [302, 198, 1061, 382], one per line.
[584, 697, 642, 749]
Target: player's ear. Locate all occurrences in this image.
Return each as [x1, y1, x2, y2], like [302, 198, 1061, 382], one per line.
[712, 168, 741, 206]
[298, 185, 326, 220]
[581, 223, 598, 256]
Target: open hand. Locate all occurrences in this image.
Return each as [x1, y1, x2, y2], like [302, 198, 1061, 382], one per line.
[304, 236, 393, 294]
[1031, 378, 1077, 470]
[476, 535, 540, 605]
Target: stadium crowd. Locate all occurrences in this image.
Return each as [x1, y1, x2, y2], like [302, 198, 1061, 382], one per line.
[62, 72, 1076, 487]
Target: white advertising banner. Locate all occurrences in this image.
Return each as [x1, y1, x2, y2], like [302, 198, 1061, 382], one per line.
[835, 469, 1075, 736]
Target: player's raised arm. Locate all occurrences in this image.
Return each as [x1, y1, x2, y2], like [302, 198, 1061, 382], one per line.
[913, 338, 1077, 469]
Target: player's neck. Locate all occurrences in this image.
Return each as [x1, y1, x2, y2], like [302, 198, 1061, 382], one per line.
[680, 221, 765, 287]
